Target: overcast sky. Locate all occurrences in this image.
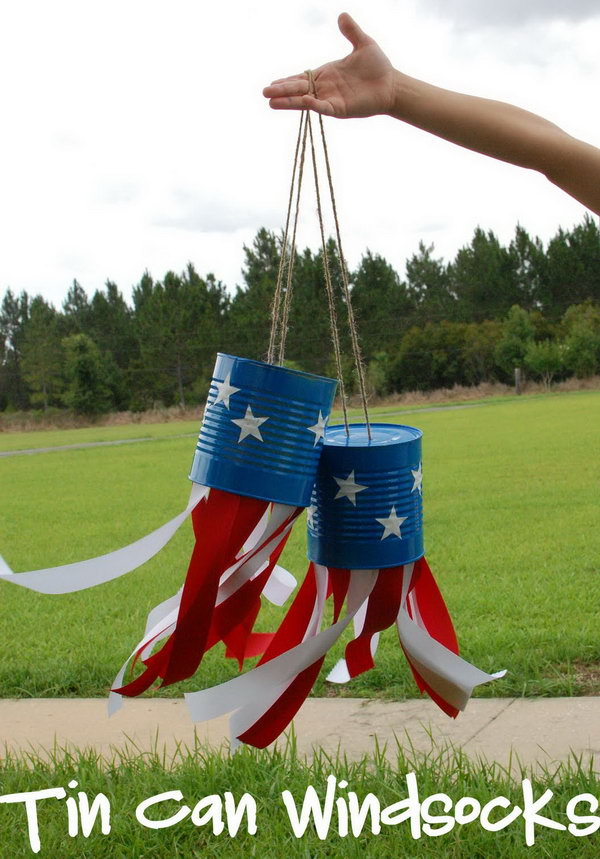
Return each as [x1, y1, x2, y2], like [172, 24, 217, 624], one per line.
[1, 0, 599, 307]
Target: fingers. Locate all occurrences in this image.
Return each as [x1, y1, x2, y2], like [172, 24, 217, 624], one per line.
[268, 94, 335, 117]
[263, 77, 309, 99]
[337, 11, 373, 49]
[270, 74, 307, 86]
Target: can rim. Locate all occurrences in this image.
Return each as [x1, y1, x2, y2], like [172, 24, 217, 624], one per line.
[325, 422, 423, 445]
[217, 353, 337, 385]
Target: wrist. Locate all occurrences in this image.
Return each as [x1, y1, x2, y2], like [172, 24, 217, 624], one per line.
[386, 70, 425, 121]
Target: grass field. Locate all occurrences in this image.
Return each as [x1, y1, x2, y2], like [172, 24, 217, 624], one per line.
[1, 390, 599, 700]
[1, 742, 599, 857]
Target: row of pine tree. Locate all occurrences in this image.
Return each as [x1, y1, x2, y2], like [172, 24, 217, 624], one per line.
[1, 216, 600, 414]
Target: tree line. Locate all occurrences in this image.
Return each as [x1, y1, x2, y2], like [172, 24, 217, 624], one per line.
[2, 215, 600, 415]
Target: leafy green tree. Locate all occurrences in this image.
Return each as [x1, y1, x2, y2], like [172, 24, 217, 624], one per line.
[0, 288, 30, 409]
[508, 225, 546, 311]
[350, 250, 414, 360]
[62, 333, 112, 414]
[449, 227, 519, 321]
[406, 241, 456, 322]
[562, 301, 600, 333]
[563, 325, 600, 378]
[61, 279, 90, 334]
[494, 305, 535, 379]
[133, 263, 228, 407]
[84, 281, 138, 409]
[561, 302, 600, 378]
[88, 281, 138, 365]
[366, 351, 392, 397]
[524, 340, 564, 388]
[390, 321, 469, 392]
[228, 228, 282, 361]
[542, 216, 600, 317]
[21, 297, 63, 409]
[462, 320, 503, 385]
[229, 230, 350, 380]
[282, 243, 349, 377]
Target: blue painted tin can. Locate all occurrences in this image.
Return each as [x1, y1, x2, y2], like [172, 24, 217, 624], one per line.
[189, 354, 337, 507]
[307, 423, 424, 569]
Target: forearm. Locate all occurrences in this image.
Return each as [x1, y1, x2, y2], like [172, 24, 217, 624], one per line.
[389, 70, 600, 214]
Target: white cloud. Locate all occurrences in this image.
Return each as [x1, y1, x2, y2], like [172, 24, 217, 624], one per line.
[420, 0, 600, 28]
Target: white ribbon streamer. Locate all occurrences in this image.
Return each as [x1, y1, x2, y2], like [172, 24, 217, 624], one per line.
[108, 589, 183, 715]
[263, 564, 297, 607]
[396, 606, 505, 711]
[185, 570, 378, 725]
[228, 564, 330, 746]
[0, 484, 208, 594]
[326, 594, 380, 684]
[216, 504, 298, 604]
[300, 561, 504, 714]
[108, 503, 299, 716]
[325, 564, 416, 684]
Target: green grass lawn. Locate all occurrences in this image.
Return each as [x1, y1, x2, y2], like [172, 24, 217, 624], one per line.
[1, 390, 599, 700]
[1, 742, 598, 857]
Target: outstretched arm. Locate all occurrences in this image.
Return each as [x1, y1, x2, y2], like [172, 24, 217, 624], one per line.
[263, 12, 600, 215]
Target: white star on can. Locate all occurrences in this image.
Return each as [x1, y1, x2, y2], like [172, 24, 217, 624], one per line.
[307, 410, 328, 446]
[333, 470, 368, 506]
[231, 405, 269, 443]
[213, 372, 241, 409]
[376, 506, 407, 540]
[411, 462, 423, 494]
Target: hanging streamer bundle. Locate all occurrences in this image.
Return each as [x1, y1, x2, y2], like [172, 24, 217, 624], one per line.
[185, 423, 503, 749]
[183, 78, 503, 748]
[111, 353, 336, 701]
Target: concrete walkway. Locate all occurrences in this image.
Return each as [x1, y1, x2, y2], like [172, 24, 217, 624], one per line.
[1, 697, 599, 772]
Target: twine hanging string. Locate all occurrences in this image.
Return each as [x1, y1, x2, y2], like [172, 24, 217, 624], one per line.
[277, 110, 310, 366]
[267, 111, 307, 365]
[268, 70, 371, 439]
[315, 110, 371, 439]
[306, 105, 350, 434]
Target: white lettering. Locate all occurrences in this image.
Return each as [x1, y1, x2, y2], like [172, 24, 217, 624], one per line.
[224, 792, 257, 837]
[421, 793, 455, 836]
[78, 793, 111, 838]
[348, 791, 381, 836]
[379, 772, 421, 839]
[566, 793, 600, 837]
[282, 775, 337, 839]
[135, 790, 190, 830]
[480, 797, 522, 832]
[190, 795, 224, 834]
[455, 796, 481, 825]
[521, 779, 566, 846]
[0, 788, 66, 854]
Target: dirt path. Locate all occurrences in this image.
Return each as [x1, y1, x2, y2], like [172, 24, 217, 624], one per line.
[0, 433, 197, 458]
[0, 403, 482, 458]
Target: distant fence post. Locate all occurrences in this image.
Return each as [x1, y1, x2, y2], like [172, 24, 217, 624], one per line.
[514, 367, 521, 395]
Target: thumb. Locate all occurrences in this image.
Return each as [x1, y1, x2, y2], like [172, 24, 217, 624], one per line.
[338, 12, 373, 49]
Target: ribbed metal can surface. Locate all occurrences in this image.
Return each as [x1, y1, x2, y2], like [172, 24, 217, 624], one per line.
[189, 353, 337, 507]
[307, 423, 424, 569]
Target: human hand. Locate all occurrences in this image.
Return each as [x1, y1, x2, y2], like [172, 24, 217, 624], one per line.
[262, 12, 396, 118]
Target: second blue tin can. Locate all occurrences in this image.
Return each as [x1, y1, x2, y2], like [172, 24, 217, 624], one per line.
[307, 423, 424, 569]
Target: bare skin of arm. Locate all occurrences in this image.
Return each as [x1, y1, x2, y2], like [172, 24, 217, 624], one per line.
[263, 12, 600, 215]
